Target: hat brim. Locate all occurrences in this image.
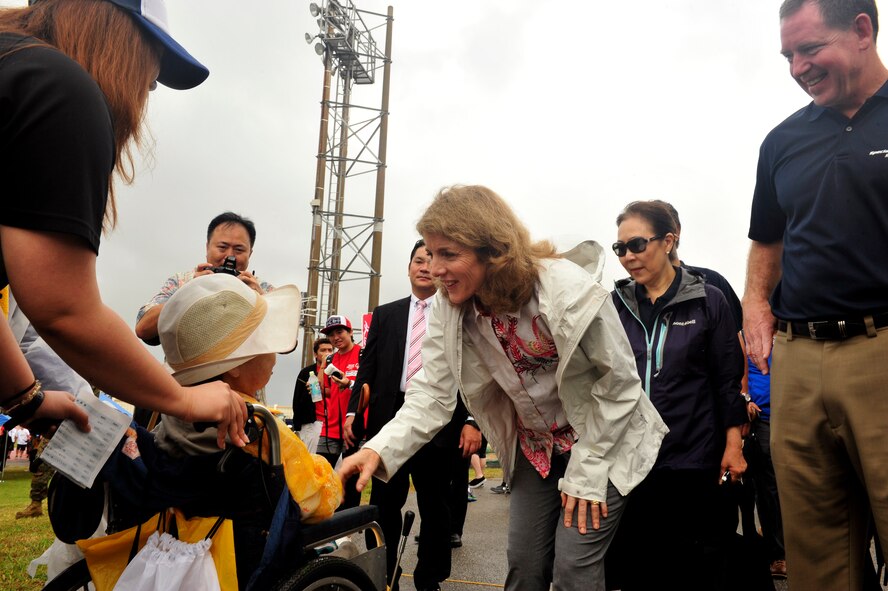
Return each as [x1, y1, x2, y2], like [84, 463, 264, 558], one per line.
[320, 323, 350, 335]
[172, 285, 302, 386]
[135, 16, 209, 90]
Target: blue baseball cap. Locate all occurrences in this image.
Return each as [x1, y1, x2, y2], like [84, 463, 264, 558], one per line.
[106, 0, 209, 89]
[30, 0, 209, 89]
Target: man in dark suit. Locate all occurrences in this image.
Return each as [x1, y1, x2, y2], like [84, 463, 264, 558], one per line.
[344, 239, 480, 591]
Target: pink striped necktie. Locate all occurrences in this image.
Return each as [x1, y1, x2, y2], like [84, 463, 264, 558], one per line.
[406, 299, 428, 387]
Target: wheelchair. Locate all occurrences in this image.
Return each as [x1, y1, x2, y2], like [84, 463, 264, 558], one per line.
[41, 404, 387, 591]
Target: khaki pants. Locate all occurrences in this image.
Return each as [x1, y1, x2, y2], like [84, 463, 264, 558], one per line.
[772, 324, 888, 590]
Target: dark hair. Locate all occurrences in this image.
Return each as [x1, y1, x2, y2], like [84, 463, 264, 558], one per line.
[648, 200, 682, 261]
[207, 212, 257, 246]
[409, 239, 426, 262]
[780, 0, 879, 40]
[650, 199, 681, 232]
[312, 337, 332, 354]
[616, 201, 679, 239]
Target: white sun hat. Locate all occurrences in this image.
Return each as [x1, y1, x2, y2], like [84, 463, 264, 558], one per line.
[158, 274, 301, 386]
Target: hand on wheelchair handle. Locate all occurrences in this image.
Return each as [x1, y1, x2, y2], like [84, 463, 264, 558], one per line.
[193, 402, 256, 446]
[182, 382, 250, 449]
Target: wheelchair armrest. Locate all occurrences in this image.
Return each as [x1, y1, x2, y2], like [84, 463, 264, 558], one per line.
[301, 505, 380, 547]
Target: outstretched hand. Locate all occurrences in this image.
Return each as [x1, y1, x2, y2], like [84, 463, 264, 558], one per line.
[338, 447, 381, 492]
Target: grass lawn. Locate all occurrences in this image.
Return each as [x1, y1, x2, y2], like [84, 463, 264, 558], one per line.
[0, 464, 53, 590]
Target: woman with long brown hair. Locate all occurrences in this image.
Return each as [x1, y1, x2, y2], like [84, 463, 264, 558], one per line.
[0, 0, 248, 448]
[341, 185, 667, 590]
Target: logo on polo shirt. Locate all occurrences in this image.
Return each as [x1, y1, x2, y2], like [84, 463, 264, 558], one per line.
[869, 149, 888, 158]
[673, 319, 696, 326]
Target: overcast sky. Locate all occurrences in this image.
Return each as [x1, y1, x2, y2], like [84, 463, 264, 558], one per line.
[6, 1, 875, 408]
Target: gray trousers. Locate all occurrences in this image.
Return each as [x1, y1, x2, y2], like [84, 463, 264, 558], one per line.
[505, 448, 625, 591]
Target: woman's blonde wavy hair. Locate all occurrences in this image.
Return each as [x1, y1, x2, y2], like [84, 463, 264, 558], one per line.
[416, 185, 557, 314]
[0, 0, 160, 231]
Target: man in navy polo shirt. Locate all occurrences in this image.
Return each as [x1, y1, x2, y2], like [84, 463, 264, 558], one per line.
[742, 0, 888, 587]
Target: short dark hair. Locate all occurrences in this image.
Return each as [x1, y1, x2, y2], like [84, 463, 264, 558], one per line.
[780, 0, 879, 41]
[312, 337, 332, 354]
[409, 239, 426, 262]
[616, 201, 679, 240]
[207, 212, 257, 247]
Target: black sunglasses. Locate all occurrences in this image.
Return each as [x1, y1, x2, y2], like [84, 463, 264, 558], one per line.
[612, 235, 664, 257]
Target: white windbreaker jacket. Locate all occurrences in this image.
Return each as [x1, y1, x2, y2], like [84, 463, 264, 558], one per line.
[364, 255, 668, 501]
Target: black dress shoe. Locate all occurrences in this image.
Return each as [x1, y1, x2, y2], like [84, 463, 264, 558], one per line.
[450, 533, 462, 548]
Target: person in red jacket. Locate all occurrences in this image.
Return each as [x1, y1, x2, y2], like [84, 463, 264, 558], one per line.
[316, 315, 361, 467]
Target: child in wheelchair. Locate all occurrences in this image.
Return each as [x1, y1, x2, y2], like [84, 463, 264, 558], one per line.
[51, 274, 344, 589]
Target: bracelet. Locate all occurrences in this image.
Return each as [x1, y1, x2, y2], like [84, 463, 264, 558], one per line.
[1, 380, 42, 414]
[741, 392, 752, 404]
[5, 387, 46, 428]
[1, 379, 37, 407]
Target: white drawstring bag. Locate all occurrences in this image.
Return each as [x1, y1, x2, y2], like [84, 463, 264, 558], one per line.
[112, 531, 220, 591]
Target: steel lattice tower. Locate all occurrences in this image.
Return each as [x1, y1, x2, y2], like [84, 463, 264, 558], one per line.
[302, 0, 393, 365]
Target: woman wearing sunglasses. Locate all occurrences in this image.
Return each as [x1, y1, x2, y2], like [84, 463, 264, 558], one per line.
[606, 200, 747, 590]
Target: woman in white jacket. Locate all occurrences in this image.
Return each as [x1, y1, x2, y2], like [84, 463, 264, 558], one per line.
[340, 185, 667, 591]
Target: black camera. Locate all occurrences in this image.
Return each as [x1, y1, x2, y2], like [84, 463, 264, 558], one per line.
[210, 255, 239, 277]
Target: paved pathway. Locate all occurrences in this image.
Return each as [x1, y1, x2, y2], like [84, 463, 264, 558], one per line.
[395, 481, 509, 590]
[385, 481, 797, 591]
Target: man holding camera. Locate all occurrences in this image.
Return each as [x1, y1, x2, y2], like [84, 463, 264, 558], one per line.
[135, 212, 272, 346]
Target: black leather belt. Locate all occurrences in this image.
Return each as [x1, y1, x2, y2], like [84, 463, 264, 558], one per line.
[777, 312, 888, 340]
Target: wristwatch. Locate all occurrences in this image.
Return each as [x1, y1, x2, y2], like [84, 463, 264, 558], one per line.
[741, 392, 752, 404]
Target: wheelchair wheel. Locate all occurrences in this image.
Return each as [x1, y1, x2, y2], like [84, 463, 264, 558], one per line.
[41, 558, 92, 591]
[275, 556, 377, 591]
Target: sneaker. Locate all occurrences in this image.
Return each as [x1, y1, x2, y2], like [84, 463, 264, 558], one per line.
[467, 491, 477, 502]
[490, 483, 510, 494]
[770, 559, 787, 579]
[468, 476, 486, 488]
